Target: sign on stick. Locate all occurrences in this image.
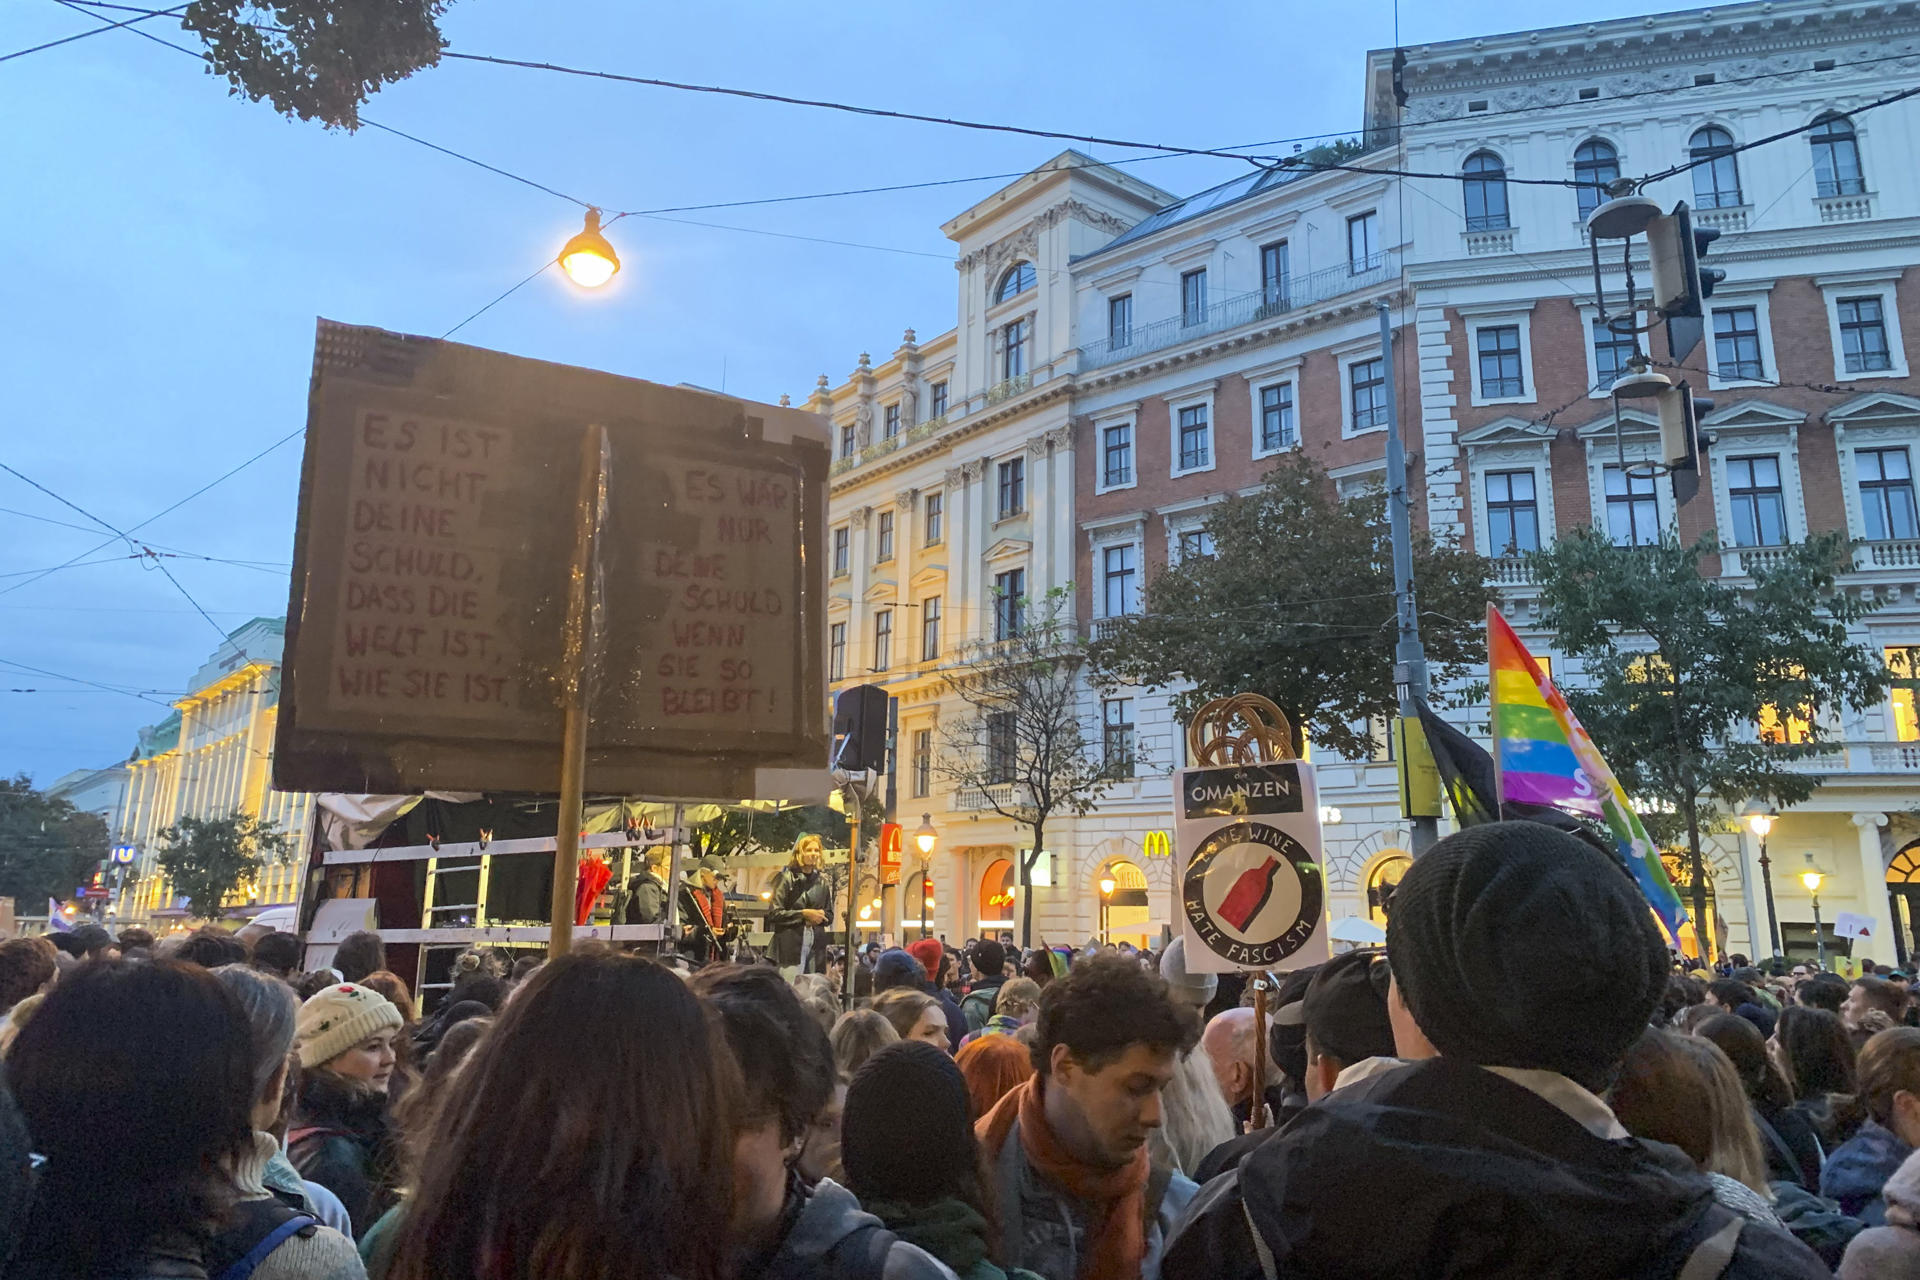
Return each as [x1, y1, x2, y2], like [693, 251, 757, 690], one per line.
[1175, 759, 1330, 972]
[275, 320, 831, 800]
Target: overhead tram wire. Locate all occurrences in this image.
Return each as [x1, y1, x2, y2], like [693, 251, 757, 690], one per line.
[0, 463, 235, 642]
[0, 0, 183, 63]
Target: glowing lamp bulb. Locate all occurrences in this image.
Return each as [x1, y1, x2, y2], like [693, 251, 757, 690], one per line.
[559, 209, 620, 288]
[1099, 876, 1116, 896]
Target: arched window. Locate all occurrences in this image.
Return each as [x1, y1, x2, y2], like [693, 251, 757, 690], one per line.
[1810, 114, 1865, 197]
[996, 261, 1036, 303]
[979, 858, 1016, 930]
[1688, 126, 1742, 208]
[1365, 852, 1412, 927]
[1462, 151, 1510, 231]
[1574, 139, 1620, 220]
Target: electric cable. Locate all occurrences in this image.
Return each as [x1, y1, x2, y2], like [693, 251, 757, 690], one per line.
[0, 0, 182, 63]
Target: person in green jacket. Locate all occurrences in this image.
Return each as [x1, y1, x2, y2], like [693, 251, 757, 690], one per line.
[840, 1040, 1043, 1280]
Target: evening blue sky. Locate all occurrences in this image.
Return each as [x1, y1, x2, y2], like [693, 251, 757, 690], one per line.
[0, 0, 1675, 783]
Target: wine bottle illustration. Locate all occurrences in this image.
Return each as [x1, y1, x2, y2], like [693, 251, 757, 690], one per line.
[1217, 855, 1281, 932]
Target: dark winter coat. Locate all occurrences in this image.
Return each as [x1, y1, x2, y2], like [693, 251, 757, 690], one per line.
[1754, 1100, 1825, 1191]
[767, 863, 834, 971]
[752, 1174, 954, 1280]
[961, 975, 1007, 1032]
[288, 1070, 399, 1240]
[863, 1196, 1042, 1280]
[1824, 1118, 1915, 1226]
[1162, 1057, 1829, 1280]
[622, 870, 667, 925]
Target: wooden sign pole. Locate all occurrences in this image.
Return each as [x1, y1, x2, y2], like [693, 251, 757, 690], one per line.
[549, 424, 611, 957]
[1249, 971, 1271, 1130]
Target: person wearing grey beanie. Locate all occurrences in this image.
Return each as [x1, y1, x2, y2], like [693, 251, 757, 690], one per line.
[1165, 821, 1830, 1280]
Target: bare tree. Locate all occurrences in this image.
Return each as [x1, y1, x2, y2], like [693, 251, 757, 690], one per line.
[935, 588, 1122, 946]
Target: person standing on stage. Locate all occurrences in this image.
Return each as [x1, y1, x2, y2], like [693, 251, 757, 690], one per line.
[679, 857, 737, 966]
[621, 848, 669, 927]
[769, 835, 834, 978]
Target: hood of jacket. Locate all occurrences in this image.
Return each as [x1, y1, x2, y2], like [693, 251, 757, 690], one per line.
[1883, 1148, 1920, 1229]
[864, 1196, 991, 1274]
[1823, 1120, 1914, 1212]
[1240, 1057, 1720, 1278]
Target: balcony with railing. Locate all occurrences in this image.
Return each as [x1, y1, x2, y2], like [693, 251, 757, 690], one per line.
[1693, 205, 1750, 234]
[1462, 227, 1517, 256]
[984, 373, 1032, 405]
[1815, 191, 1874, 223]
[953, 782, 1020, 812]
[1080, 252, 1400, 371]
[1489, 557, 1534, 586]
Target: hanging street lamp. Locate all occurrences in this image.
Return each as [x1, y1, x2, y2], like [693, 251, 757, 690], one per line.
[559, 209, 620, 288]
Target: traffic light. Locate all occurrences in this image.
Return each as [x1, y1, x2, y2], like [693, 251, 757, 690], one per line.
[1656, 381, 1715, 471]
[831, 684, 890, 774]
[1648, 201, 1725, 320]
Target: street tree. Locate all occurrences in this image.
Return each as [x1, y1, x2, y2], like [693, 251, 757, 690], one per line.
[689, 805, 848, 864]
[1088, 450, 1496, 758]
[180, 0, 454, 129]
[1529, 528, 1889, 960]
[0, 776, 109, 909]
[935, 590, 1121, 946]
[155, 811, 295, 922]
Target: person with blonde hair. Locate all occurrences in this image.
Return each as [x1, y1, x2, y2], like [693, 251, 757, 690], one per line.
[873, 987, 949, 1049]
[768, 833, 833, 978]
[830, 1007, 899, 1078]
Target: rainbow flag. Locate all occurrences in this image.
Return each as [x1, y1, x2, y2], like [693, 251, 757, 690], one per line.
[1489, 605, 1688, 941]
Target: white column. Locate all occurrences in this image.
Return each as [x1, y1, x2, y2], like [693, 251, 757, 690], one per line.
[1028, 437, 1053, 597]
[1737, 828, 1771, 959]
[849, 505, 873, 673]
[1052, 428, 1077, 616]
[1854, 812, 1896, 963]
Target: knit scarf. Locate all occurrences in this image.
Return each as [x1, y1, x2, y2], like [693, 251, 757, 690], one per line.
[976, 1077, 1148, 1280]
[862, 1197, 991, 1275]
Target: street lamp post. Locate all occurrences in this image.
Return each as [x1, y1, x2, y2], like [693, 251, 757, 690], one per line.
[1801, 857, 1828, 970]
[1744, 806, 1782, 960]
[913, 814, 937, 939]
[1099, 873, 1116, 946]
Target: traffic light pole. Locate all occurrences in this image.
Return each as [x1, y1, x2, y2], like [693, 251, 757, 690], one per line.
[1377, 300, 1437, 856]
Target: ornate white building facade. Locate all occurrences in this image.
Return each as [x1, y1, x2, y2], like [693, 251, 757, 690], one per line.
[827, 0, 1920, 960]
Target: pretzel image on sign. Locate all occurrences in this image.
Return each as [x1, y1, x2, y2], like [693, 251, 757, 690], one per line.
[1186, 694, 1296, 766]
[1174, 693, 1329, 973]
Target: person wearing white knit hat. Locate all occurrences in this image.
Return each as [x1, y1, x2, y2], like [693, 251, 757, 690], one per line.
[289, 982, 404, 1238]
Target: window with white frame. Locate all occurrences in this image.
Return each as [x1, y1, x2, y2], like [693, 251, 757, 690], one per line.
[923, 491, 943, 545]
[912, 727, 932, 797]
[1574, 139, 1619, 220]
[1858, 447, 1919, 541]
[921, 595, 941, 661]
[883, 402, 901, 439]
[875, 511, 894, 563]
[1260, 241, 1290, 306]
[1485, 470, 1540, 554]
[993, 568, 1026, 640]
[930, 381, 948, 418]
[1178, 528, 1216, 560]
[873, 610, 892, 671]
[1349, 357, 1388, 432]
[1181, 270, 1207, 326]
[829, 621, 846, 680]
[1689, 126, 1743, 208]
[1347, 211, 1379, 273]
[997, 261, 1037, 302]
[832, 527, 850, 576]
[1102, 698, 1135, 778]
[1101, 422, 1134, 488]
[1592, 316, 1636, 391]
[1838, 296, 1894, 373]
[1258, 383, 1296, 453]
[1002, 319, 1029, 380]
[1108, 294, 1132, 348]
[997, 457, 1025, 517]
[1102, 544, 1138, 617]
[1176, 404, 1211, 472]
[1477, 325, 1526, 398]
[1724, 456, 1787, 547]
[987, 712, 1016, 782]
[1810, 113, 1865, 198]
[1602, 465, 1660, 545]
[1713, 307, 1766, 381]
[1463, 151, 1510, 230]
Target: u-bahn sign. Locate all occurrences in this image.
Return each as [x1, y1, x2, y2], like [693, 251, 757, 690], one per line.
[1174, 759, 1331, 973]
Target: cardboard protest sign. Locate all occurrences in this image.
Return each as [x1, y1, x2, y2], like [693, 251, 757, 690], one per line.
[275, 320, 831, 801]
[1174, 759, 1331, 972]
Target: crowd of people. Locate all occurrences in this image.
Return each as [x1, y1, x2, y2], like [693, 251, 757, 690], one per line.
[7, 821, 1920, 1277]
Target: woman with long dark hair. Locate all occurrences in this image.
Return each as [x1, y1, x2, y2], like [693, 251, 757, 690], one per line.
[6, 961, 256, 1278]
[385, 951, 738, 1280]
[1774, 1004, 1863, 1153]
[841, 1040, 1041, 1280]
[1698, 1011, 1824, 1189]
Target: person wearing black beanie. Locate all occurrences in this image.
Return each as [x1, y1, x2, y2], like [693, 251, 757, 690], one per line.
[1165, 821, 1830, 1280]
[842, 1041, 1041, 1280]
